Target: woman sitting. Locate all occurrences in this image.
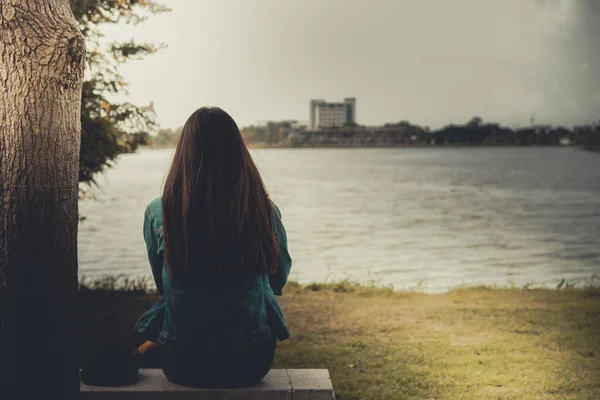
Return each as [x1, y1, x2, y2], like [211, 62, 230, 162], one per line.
[133, 107, 292, 388]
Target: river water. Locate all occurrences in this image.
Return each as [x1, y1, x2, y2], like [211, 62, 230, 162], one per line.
[78, 147, 600, 292]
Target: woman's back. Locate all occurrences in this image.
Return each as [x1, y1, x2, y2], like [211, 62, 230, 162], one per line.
[132, 107, 292, 388]
[136, 197, 291, 349]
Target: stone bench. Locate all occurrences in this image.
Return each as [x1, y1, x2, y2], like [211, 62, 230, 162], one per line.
[81, 368, 335, 399]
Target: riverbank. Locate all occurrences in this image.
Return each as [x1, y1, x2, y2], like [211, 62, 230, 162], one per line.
[79, 280, 600, 399]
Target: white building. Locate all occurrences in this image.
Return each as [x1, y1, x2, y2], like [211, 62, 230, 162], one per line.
[309, 98, 356, 130]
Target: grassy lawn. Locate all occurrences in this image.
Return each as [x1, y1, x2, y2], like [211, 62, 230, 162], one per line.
[78, 281, 600, 400]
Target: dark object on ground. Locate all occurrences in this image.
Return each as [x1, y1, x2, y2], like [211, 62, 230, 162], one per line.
[80, 346, 139, 386]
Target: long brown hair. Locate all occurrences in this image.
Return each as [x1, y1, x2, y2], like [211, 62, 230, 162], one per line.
[162, 107, 278, 278]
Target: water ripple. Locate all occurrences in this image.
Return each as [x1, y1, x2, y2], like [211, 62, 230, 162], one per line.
[79, 148, 600, 292]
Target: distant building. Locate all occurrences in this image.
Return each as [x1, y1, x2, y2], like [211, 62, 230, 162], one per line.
[309, 98, 356, 130]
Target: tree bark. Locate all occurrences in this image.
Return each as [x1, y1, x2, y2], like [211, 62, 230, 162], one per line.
[0, 0, 85, 398]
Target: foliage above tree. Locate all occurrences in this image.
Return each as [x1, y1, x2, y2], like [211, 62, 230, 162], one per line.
[71, 0, 169, 185]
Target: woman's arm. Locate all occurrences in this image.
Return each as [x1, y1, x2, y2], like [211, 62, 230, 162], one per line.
[143, 208, 164, 296]
[269, 204, 292, 296]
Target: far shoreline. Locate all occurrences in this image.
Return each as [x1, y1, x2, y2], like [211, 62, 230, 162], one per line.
[142, 143, 587, 151]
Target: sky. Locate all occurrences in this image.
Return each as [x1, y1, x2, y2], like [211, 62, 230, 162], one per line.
[100, 0, 600, 130]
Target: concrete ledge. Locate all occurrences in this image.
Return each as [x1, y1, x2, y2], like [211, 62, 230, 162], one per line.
[81, 368, 335, 399]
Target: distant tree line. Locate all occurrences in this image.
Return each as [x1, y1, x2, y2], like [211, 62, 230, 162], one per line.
[575, 125, 600, 150]
[240, 121, 306, 147]
[148, 127, 182, 148]
[141, 116, 600, 150]
[236, 116, 600, 149]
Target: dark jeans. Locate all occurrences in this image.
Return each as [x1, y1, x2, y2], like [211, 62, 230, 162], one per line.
[161, 337, 276, 388]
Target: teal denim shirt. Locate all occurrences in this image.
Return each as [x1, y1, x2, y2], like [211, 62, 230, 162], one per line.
[134, 198, 292, 348]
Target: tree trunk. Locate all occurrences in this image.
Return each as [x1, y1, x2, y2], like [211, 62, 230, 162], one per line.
[0, 1, 85, 398]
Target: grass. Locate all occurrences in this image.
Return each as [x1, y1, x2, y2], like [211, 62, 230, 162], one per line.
[79, 274, 151, 293]
[78, 280, 600, 400]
